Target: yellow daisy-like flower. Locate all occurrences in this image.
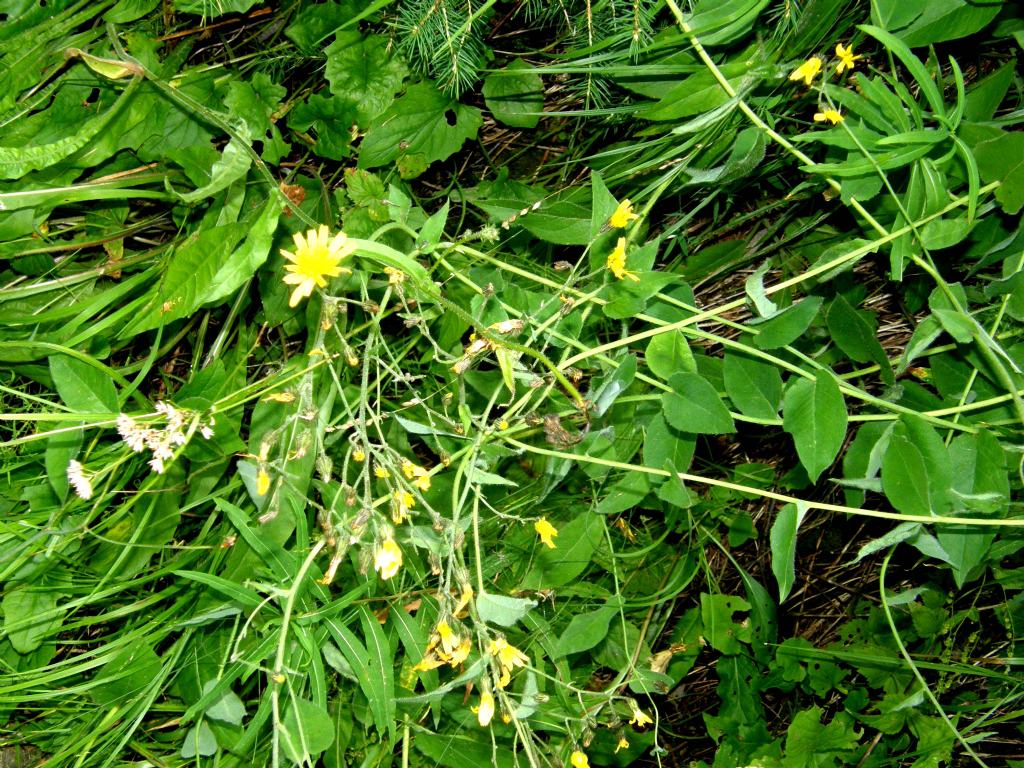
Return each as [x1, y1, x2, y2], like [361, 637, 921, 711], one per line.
[609, 199, 639, 229]
[281, 225, 354, 307]
[630, 707, 654, 728]
[835, 42, 862, 74]
[814, 108, 844, 125]
[256, 468, 271, 496]
[475, 690, 495, 726]
[789, 56, 822, 86]
[374, 537, 402, 580]
[534, 518, 558, 549]
[607, 237, 639, 282]
[570, 751, 590, 768]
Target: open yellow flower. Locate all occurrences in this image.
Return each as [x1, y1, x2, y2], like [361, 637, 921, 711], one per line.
[814, 108, 844, 125]
[489, 637, 529, 671]
[534, 518, 558, 549]
[256, 468, 271, 496]
[570, 751, 590, 768]
[447, 637, 472, 666]
[374, 537, 402, 580]
[609, 199, 639, 229]
[789, 56, 822, 86]
[281, 225, 354, 307]
[607, 237, 639, 282]
[835, 42, 862, 74]
[629, 707, 654, 727]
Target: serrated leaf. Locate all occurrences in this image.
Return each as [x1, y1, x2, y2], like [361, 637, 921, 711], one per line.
[482, 60, 543, 129]
[782, 371, 847, 482]
[325, 32, 407, 122]
[662, 372, 735, 434]
[359, 83, 482, 177]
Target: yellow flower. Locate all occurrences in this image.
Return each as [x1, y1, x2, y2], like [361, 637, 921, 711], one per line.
[488, 638, 529, 672]
[455, 584, 474, 616]
[630, 707, 654, 728]
[615, 736, 630, 753]
[835, 42, 862, 74]
[281, 225, 354, 307]
[374, 465, 391, 479]
[384, 266, 406, 285]
[475, 690, 495, 726]
[436, 621, 460, 656]
[374, 537, 402, 580]
[352, 448, 366, 463]
[498, 419, 510, 431]
[447, 637, 472, 666]
[789, 56, 822, 86]
[392, 490, 415, 523]
[570, 751, 590, 768]
[413, 653, 445, 672]
[814, 108, 844, 125]
[256, 468, 271, 496]
[607, 237, 639, 282]
[534, 518, 558, 549]
[609, 199, 639, 229]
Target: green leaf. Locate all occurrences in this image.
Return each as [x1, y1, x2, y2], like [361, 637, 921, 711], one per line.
[826, 295, 893, 383]
[476, 590, 537, 627]
[745, 262, 778, 318]
[175, 135, 252, 203]
[461, 174, 591, 245]
[45, 427, 82, 502]
[781, 707, 859, 767]
[685, 0, 770, 46]
[643, 412, 696, 476]
[417, 199, 449, 252]
[359, 83, 483, 177]
[520, 513, 604, 589]
[49, 354, 118, 413]
[974, 131, 1024, 215]
[289, 94, 358, 160]
[590, 354, 637, 417]
[892, 0, 1001, 47]
[770, 503, 806, 602]
[325, 32, 408, 123]
[645, 331, 695, 381]
[202, 680, 246, 726]
[858, 25, 945, 117]
[700, 593, 752, 655]
[280, 699, 335, 764]
[0, 79, 139, 180]
[782, 371, 847, 482]
[552, 605, 618, 657]
[662, 372, 735, 434]
[201, 196, 283, 304]
[359, 607, 395, 743]
[90, 641, 161, 707]
[180, 722, 217, 759]
[723, 349, 782, 419]
[482, 60, 543, 129]
[3, 586, 60, 654]
[881, 435, 931, 517]
[285, 0, 361, 53]
[104, 0, 160, 24]
[752, 297, 822, 349]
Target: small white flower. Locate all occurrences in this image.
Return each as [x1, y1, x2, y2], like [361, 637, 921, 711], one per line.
[66, 460, 93, 500]
[200, 424, 214, 440]
[117, 414, 148, 452]
[149, 456, 165, 474]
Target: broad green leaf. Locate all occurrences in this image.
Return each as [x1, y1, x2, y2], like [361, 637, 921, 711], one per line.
[643, 412, 696, 476]
[289, 94, 358, 160]
[520, 513, 604, 589]
[286, 0, 362, 53]
[723, 349, 782, 420]
[752, 297, 822, 349]
[359, 83, 483, 177]
[0, 79, 139, 180]
[123, 222, 247, 335]
[639, 62, 750, 121]
[202, 680, 246, 726]
[49, 354, 118, 413]
[745, 262, 778, 319]
[104, 0, 160, 24]
[461, 174, 591, 245]
[414, 733, 515, 768]
[201, 196, 283, 304]
[417, 199, 449, 252]
[881, 435, 931, 517]
[476, 591, 537, 627]
[770, 503, 806, 602]
[859, 25, 945, 117]
[645, 331, 695, 381]
[552, 605, 618, 658]
[686, 0, 770, 46]
[589, 353, 637, 417]
[826, 295, 893, 383]
[280, 698, 335, 764]
[782, 371, 847, 482]
[482, 60, 543, 129]
[45, 427, 83, 502]
[325, 32, 407, 122]
[782, 707, 860, 766]
[974, 131, 1024, 215]
[3, 586, 60, 654]
[90, 641, 161, 707]
[180, 722, 217, 758]
[173, 0, 261, 16]
[700, 593, 752, 655]
[685, 127, 765, 187]
[965, 63, 1015, 122]
[892, 0, 1001, 47]
[662, 372, 735, 434]
[596, 471, 651, 515]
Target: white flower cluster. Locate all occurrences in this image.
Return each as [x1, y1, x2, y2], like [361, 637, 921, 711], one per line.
[116, 401, 213, 474]
[66, 459, 92, 500]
